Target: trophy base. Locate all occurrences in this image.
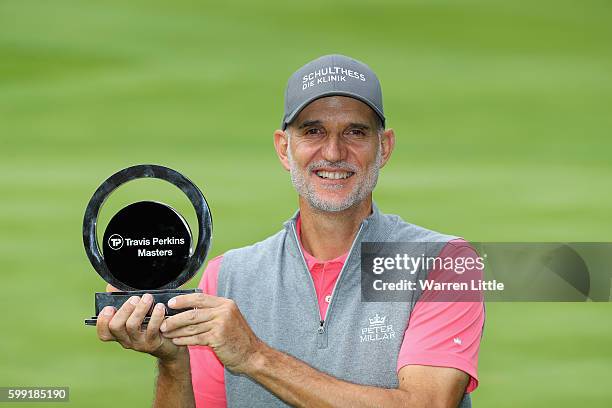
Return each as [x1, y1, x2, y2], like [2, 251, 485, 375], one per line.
[84, 288, 203, 326]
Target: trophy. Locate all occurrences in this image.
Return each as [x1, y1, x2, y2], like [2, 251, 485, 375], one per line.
[83, 164, 212, 326]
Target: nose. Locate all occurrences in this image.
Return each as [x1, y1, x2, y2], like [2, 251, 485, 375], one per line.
[321, 134, 347, 163]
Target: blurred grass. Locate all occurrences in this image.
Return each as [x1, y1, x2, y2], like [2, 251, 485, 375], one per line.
[1, 0, 611, 406]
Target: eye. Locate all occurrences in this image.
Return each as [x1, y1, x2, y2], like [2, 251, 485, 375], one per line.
[346, 129, 366, 136]
[305, 128, 323, 135]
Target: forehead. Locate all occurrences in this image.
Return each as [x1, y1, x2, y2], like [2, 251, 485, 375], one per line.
[292, 96, 378, 128]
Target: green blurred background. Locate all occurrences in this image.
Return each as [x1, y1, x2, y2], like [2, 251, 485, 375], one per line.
[1, 0, 611, 406]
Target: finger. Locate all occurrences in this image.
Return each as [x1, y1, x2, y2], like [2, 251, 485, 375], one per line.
[171, 333, 212, 347]
[160, 307, 217, 333]
[126, 293, 153, 339]
[162, 321, 215, 339]
[108, 296, 139, 344]
[106, 284, 121, 292]
[168, 293, 225, 310]
[96, 306, 117, 341]
[145, 303, 166, 342]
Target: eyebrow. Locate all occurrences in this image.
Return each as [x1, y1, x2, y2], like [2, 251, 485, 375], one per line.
[297, 120, 372, 130]
[347, 122, 371, 130]
[297, 120, 322, 129]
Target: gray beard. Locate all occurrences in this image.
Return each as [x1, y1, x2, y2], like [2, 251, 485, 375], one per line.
[287, 145, 382, 212]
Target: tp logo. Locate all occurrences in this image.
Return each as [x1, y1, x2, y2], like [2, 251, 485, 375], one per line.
[108, 234, 124, 250]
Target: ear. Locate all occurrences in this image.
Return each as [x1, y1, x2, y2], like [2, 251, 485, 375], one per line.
[379, 128, 396, 168]
[273, 129, 291, 171]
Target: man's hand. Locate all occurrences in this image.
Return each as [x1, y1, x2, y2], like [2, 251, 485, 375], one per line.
[160, 293, 263, 374]
[95, 285, 196, 407]
[96, 284, 182, 362]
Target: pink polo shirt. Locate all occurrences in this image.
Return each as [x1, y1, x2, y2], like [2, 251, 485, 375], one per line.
[188, 219, 484, 407]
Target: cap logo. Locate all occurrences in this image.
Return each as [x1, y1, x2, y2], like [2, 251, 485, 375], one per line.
[302, 66, 366, 90]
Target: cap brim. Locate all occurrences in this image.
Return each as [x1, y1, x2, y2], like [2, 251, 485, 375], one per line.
[282, 91, 385, 130]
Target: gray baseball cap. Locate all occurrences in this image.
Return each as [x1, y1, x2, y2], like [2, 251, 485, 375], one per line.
[282, 54, 385, 130]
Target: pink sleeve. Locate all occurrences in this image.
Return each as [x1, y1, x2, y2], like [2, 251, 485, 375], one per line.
[397, 240, 485, 393]
[188, 255, 227, 408]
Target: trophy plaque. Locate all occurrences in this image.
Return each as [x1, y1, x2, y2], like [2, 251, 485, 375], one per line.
[83, 164, 212, 326]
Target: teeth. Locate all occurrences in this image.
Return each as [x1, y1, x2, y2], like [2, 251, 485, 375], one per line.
[316, 171, 353, 180]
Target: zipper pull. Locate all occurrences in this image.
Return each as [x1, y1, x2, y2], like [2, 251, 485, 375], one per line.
[317, 320, 328, 349]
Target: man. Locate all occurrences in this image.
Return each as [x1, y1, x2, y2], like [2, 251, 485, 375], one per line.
[96, 54, 484, 407]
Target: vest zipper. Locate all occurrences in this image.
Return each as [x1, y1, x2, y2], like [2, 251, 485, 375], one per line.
[317, 320, 327, 349]
[291, 222, 365, 350]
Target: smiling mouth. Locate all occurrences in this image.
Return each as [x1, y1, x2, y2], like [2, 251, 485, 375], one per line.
[314, 170, 355, 180]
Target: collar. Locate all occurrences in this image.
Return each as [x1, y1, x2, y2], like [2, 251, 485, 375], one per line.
[295, 215, 349, 268]
[284, 201, 385, 261]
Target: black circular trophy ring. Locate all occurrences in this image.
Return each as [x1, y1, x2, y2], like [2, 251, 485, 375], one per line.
[83, 164, 212, 326]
